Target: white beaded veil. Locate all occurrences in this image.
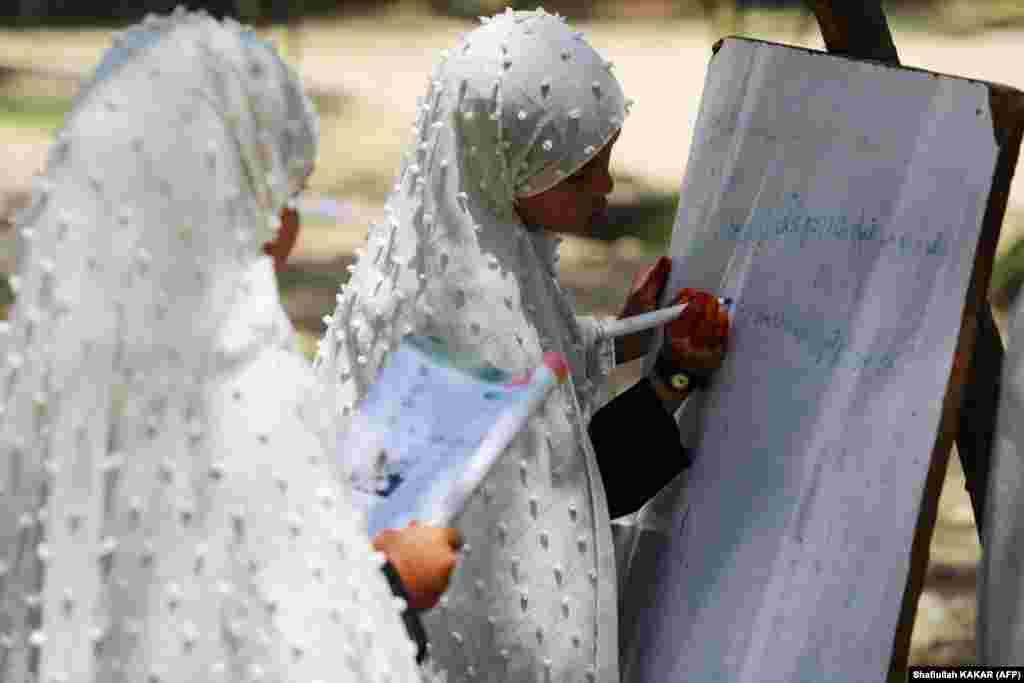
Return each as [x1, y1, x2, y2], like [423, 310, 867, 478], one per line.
[315, 9, 628, 683]
[0, 11, 423, 683]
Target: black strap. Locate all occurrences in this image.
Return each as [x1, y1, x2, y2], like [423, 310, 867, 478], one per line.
[380, 561, 429, 663]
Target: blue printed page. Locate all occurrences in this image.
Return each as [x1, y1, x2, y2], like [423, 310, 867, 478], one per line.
[621, 39, 1000, 683]
[337, 335, 546, 536]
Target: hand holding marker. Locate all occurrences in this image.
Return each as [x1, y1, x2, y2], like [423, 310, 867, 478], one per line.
[598, 296, 734, 340]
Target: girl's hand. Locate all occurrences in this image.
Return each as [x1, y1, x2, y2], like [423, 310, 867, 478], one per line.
[616, 256, 672, 364]
[662, 288, 730, 377]
[373, 522, 463, 610]
[263, 206, 300, 271]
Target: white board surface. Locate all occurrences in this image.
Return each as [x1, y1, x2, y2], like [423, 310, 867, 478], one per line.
[621, 38, 1000, 682]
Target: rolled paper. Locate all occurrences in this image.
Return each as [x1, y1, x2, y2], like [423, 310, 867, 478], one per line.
[295, 195, 353, 223]
[360, 340, 571, 533]
[542, 351, 570, 383]
[504, 353, 568, 387]
[425, 354, 566, 527]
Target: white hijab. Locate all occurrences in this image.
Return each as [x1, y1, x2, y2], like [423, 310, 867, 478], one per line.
[979, 298, 1024, 663]
[316, 8, 628, 682]
[0, 11, 423, 682]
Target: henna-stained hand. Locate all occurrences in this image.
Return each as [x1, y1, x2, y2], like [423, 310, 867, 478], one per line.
[373, 522, 463, 610]
[661, 288, 731, 378]
[616, 256, 672, 364]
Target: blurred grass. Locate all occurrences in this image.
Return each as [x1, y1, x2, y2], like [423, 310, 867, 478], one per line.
[992, 239, 1024, 308]
[0, 91, 343, 130]
[886, 9, 948, 34]
[0, 274, 11, 308]
[0, 93, 70, 129]
[276, 267, 345, 294]
[295, 329, 319, 361]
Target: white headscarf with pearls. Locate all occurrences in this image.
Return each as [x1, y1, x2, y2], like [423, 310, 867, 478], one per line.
[316, 8, 629, 683]
[0, 11, 423, 683]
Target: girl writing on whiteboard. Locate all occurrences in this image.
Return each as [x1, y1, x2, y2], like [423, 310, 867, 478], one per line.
[316, 8, 729, 681]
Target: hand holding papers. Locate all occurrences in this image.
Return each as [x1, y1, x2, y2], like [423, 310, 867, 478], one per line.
[337, 335, 569, 536]
[372, 523, 464, 610]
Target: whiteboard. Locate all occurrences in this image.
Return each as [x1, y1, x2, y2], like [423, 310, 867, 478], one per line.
[621, 38, 1000, 682]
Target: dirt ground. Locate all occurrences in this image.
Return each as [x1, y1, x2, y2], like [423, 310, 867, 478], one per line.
[2, 9, 1022, 668]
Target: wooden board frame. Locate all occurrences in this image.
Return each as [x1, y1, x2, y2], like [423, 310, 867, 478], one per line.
[886, 84, 1024, 678]
[801, 2, 1024, 675]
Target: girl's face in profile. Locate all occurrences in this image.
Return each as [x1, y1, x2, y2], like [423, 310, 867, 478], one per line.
[515, 130, 620, 237]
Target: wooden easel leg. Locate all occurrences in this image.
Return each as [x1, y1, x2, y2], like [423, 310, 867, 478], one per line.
[890, 286, 1007, 680]
[887, 447, 954, 680]
[806, 0, 900, 63]
[888, 300, 979, 679]
[956, 302, 1005, 539]
[886, 82, 1024, 674]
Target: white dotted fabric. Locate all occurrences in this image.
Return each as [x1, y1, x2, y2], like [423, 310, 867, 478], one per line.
[0, 10, 422, 683]
[316, 8, 629, 683]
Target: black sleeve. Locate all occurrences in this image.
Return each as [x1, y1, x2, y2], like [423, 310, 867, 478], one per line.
[380, 561, 429, 664]
[588, 377, 693, 519]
